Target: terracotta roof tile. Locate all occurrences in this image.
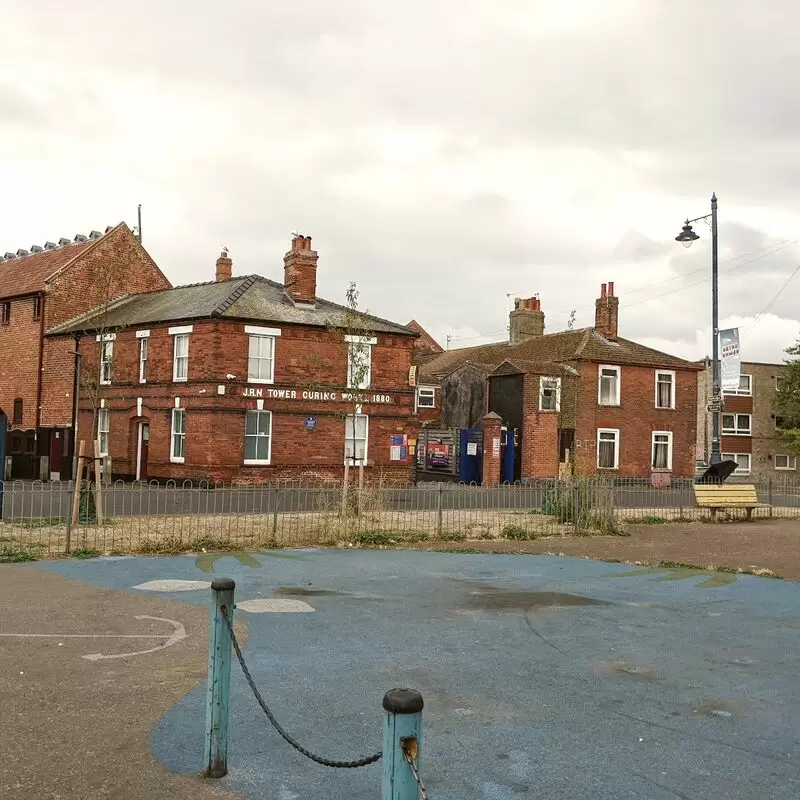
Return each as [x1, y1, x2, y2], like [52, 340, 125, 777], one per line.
[419, 327, 700, 380]
[0, 227, 121, 300]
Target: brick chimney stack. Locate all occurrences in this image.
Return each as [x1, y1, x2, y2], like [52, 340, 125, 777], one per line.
[594, 281, 619, 340]
[509, 296, 545, 343]
[215, 249, 233, 282]
[283, 234, 318, 305]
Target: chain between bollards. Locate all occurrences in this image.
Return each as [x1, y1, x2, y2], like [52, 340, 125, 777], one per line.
[204, 580, 429, 796]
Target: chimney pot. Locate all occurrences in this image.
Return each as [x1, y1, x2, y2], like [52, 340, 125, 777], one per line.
[215, 250, 233, 282]
[509, 295, 545, 343]
[284, 233, 318, 304]
[595, 280, 619, 339]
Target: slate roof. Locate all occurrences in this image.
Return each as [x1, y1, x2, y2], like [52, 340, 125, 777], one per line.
[419, 327, 700, 381]
[0, 225, 124, 300]
[47, 274, 417, 337]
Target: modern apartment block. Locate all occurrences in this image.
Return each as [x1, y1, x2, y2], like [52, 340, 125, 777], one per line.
[696, 359, 794, 478]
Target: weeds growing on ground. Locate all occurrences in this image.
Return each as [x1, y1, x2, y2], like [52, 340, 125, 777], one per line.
[69, 548, 102, 559]
[0, 545, 38, 563]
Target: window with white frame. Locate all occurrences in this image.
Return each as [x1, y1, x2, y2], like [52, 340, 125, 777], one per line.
[344, 413, 368, 464]
[97, 409, 110, 457]
[247, 328, 278, 383]
[655, 370, 675, 409]
[775, 454, 797, 471]
[244, 410, 272, 464]
[651, 431, 673, 470]
[722, 413, 751, 435]
[598, 365, 620, 406]
[724, 374, 752, 396]
[346, 336, 375, 389]
[597, 428, 619, 469]
[540, 376, 561, 411]
[776, 375, 786, 392]
[170, 408, 185, 463]
[173, 334, 189, 382]
[417, 386, 436, 409]
[139, 337, 148, 383]
[722, 452, 750, 475]
[100, 340, 113, 385]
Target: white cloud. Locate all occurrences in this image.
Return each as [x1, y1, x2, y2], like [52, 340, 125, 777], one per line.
[2, 0, 800, 361]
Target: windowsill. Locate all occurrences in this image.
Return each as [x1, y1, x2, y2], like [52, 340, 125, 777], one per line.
[655, 406, 676, 411]
[100, 382, 111, 387]
[417, 405, 436, 410]
[244, 460, 271, 466]
[722, 432, 751, 437]
[173, 378, 188, 383]
[651, 468, 672, 473]
[170, 457, 185, 464]
[598, 402, 620, 407]
[139, 379, 147, 384]
[539, 408, 559, 413]
[597, 466, 619, 470]
[247, 378, 275, 385]
[775, 467, 797, 471]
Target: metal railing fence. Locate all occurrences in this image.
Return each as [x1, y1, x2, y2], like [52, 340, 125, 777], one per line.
[1, 475, 798, 558]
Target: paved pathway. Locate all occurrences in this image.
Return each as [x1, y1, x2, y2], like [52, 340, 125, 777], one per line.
[0, 564, 239, 800]
[20, 549, 800, 799]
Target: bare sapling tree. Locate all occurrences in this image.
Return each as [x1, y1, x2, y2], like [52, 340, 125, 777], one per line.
[339, 282, 375, 517]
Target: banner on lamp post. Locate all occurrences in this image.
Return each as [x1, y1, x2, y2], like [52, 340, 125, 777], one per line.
[719, 328, 741, 392]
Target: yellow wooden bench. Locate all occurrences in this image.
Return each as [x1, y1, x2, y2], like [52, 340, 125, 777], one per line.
[693, 484, 770, 520]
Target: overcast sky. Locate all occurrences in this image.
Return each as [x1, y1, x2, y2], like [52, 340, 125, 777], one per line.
[3, 0, 800, 363]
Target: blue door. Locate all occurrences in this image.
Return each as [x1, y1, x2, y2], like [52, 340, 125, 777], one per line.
[0, 411, 6, 515]
[458, 428, 483, 483]
[501, 427, 516, 483]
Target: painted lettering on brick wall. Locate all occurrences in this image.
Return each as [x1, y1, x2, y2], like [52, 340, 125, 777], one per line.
[241, 387, 393, 404]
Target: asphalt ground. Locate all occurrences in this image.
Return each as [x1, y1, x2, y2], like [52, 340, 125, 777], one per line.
[0, 564, 240, 800]
[12, 548, 800, 800]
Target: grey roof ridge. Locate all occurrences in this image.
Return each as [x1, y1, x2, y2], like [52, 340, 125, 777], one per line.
[262, 275, 417, 336]
[213, 274, 259, 316]
[46, 292, 138, 335]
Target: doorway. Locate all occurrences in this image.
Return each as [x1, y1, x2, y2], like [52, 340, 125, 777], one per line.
[136, 421, 149, 481]
[49, 431, 63, 481]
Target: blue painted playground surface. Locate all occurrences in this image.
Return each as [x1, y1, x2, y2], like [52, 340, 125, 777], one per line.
[36, 550, 800, 799]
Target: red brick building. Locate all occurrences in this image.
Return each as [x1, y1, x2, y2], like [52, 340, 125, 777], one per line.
[49, 236, 420, 483]
[407, 319, 444, 424]
[419, 283, 701, 481]
[0, 224, 170, 479]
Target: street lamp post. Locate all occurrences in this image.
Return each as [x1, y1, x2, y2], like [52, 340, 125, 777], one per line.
[675, 193, 721, 465]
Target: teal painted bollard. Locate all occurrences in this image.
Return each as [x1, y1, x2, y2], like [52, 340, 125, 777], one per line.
[205, 577, 235, 778]
[382, 688, 424, 800]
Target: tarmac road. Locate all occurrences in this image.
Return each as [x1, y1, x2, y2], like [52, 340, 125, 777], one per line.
[4, 481, 797, 520]
[0, 565, 241, 800]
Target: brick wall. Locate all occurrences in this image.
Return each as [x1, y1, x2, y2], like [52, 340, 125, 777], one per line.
[520, 374, 559, 478]
[696, 360, 793, 476]
[71, 318, 419, 482]
[0, 294, 43, 429]
[574, 361, 699, 477]
[38, 226, 170, 428]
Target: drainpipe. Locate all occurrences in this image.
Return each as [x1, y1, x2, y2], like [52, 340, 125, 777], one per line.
[71, 334, 82, 481]
[35, 292, 46, 478]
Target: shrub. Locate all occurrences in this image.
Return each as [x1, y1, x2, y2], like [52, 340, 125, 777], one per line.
[502, 523, 535, 540]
